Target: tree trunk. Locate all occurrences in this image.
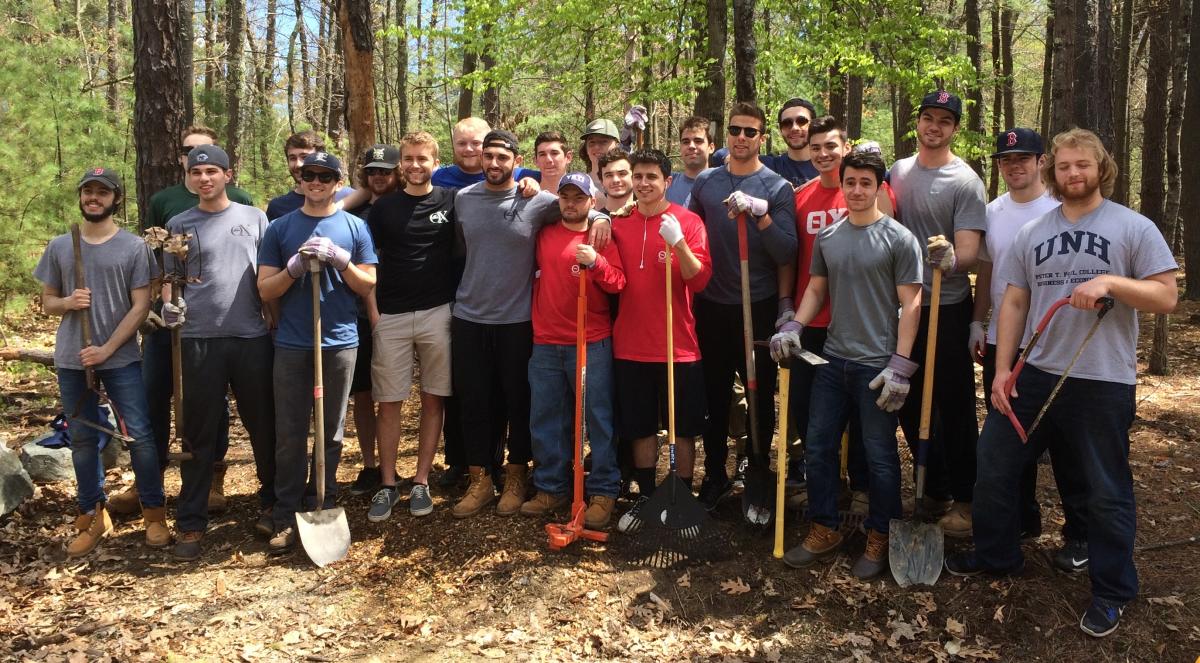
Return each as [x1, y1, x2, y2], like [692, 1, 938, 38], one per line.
[1142, 0, 1171, 375]
[1112, 0, 1134, 204]
[1040, 8, 1053, 136]
[178, 0, 194, 126]
[989, 0, 1002, 198]
[846, 74, 863, 139]
[204, 0, 215, 119]
[339, 0, 377, 182]
[1164, 0, 1190, 251]
[287, 26, 297, 132]
[583, 30, 595, 121]
[480, 24, 500, 127]
[1182, 0, 1200, 299]
[828, 63, 846, 123]
[458, 52, 477, 120]
[316, 0, 329, 131]
[1049, 0, 1074, 135]
[225, 0, 244, 177]
[106, 0, 119, 114]
[395, 0, 408, 136]
[965, 0, 985, 178]
[261, 0, 276, 172]
[296, 0, 311, 123]
[731, 0, 757, 103]
[133, 0, 187, 229]
[1092, 0, 1116, 149]
[1001, 6, 1015, 128]
[693, 0, 728, 146]
[893, 85, 917, 159]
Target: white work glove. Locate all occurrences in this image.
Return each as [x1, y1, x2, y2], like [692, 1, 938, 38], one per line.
[724, 191, 768, 218]
[658, 213, 684, 247]
[968, 321, 986, 363]
[769, 321, 804, 363]
[926, 234, 957, 272]
[624, 105, 648, 131]
[868, 354, 919, 412]
[302, 237, 352, 271]
[286, 251, 309, 278]
[162, 298, 187, 329]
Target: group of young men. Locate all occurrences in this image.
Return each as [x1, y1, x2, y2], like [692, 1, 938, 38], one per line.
[37, 87, 1176, 639]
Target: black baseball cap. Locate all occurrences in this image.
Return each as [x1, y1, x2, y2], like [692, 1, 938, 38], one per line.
[918, 90, 963, 123]
[482, 130, 520, 155]
[77, 167, 123, 192]
[362, 144, 400, 169]
[991, 128, 1044, 158]
[187, 144, 230, 170]
[777, 97, 816, 123]
[301, 151, 344, 176]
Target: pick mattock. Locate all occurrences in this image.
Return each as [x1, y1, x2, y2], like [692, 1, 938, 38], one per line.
[1004, 296, 1114, 442]
[623, 231, 725, 568]
[67, 224, 132, 444]
[546, 267, 608, 550]
[889, 267, 945, 587]
[295, 254, 351, 567]
[735, 212, 774, 525]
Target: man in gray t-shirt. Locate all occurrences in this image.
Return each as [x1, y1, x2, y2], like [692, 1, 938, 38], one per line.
[770, 151, 923, 579]
[887, 91, 987, 533]
[954, 129, 1178, 637]
[161, 145, 278, 560]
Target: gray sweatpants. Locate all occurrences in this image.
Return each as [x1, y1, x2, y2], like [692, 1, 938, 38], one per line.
[272, 345, 357, 531]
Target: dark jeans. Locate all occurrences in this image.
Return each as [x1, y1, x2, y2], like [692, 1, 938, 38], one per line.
[788, 326, 867, 490]
[176, 336, 277, 532]
[696, 296, 778, 479]
[451, 317, 533, 472]
[974, 366, 1136, 605]
[143, 327, 230, 470]
[804, 355, 903, 534]
[897, 299, 978, 502]
[272, 346, 356, 530]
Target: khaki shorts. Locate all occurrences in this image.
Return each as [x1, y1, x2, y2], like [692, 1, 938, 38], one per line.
[371, 303, 453, 401]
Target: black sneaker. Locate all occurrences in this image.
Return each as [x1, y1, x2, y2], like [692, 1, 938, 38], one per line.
[349, 467, 381, 496]
[436, 465, 468, 489]
[698, 476, 733, 511]
[731, 455, 748, 489]
[1080, 600, 1124, 638]
[617, 495, 649, 535]
[1051, 539, 1088, 573]
[944, 551, 1024, 578]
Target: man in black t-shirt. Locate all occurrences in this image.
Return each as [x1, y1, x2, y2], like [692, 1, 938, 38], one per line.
[363, 132, 459, 521]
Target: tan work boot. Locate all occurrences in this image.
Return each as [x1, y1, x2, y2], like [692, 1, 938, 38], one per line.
[141, 505, 172, 548]
[938, 501, 973, 537]
[67, 505, 113, 558]
[519, 491, 568, 517]
[106, 484, 141, 516]
[208, 462, 228, 513]
[451, 467, 495, 519]
[584, 495, 616, 529]
[852, 529, 889, 579]
[782, 522, 843, 569]
[495, 463, 530, 516]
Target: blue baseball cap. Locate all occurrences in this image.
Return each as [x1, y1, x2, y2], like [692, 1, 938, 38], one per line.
[557, 172, 595, 197]
[991, 128, 1044, 158]
[301, 151, 343, 176]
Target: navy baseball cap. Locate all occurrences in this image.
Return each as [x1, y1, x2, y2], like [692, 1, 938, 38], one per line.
[991, 128, 1044, 158]
[302, 151, 343, 176]
[362, 144, 400, 169]
[482, 130, 521, 155]
[918, 90, 963, 123]
[557, 172, 595, 197]
[77, 167, 123, 191]
[777, 97, 816, 123]
[187, 144, 230, 170]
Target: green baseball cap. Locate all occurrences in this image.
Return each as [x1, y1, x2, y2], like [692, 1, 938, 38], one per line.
[580, 119, 620, 141]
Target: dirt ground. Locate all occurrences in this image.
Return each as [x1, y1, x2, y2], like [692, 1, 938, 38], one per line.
[1, 302, 1198, 662]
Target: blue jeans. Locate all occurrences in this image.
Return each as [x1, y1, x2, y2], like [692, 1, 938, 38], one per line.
[528, 338, 619, 497]
[804, 355, 902, 534]
[58, 363, 163, 512]
[973, 365, 1136, 605]
[143, 328, 230, 470]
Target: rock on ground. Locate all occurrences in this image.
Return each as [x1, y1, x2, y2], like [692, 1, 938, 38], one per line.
[0, 443, 35, 515]
[19, 436, 75, 483]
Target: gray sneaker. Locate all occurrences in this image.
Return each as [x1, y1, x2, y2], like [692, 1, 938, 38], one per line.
[409, 483, 434, 517]
[367, 486, 400, 522]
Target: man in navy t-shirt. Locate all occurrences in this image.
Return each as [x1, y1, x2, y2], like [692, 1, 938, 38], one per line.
[266, 130, 354, 220]
[431, 116, 540, 188]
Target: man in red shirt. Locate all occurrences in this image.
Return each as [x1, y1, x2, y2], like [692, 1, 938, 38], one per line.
[608, 150, 713, 532]
[521, 173, 626, 527]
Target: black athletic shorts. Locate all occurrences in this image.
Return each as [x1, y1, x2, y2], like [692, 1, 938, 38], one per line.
[614, 359, 707, 439]
[350, 316, 374, 394]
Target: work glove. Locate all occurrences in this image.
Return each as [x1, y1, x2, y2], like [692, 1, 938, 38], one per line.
[140, 310, 165, 334]
[162, 298, 187, 329]
[724, 191, 768, 218]
[926, 234, 957, 272]
[302, 237, 352, 271]
[624, 105, 648, 131]
[658, 213, 684, 247]
[968, 320, 986, 363]
[775, 296, 795, 331]
[286, 251, 309, 279]
[610, 199, 636, 218]
[868, 353, 919, 412]
[769, 320, 804, 363]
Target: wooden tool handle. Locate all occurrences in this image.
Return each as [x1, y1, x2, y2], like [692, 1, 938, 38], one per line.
[773, 362, 790, 559]
[915, 267, 942, 499]
[71, 225, 96, 387]
[309, 258, 327, 509]
[665, 237, 675, 462]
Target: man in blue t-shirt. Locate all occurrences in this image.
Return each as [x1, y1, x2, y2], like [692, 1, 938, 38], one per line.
[257, 151, 378, 554]
[759, 97, 820, 188]
[266, 130, 354, 220]
[431, 116, 540, 188]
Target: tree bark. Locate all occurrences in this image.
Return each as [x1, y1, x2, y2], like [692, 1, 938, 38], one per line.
[1049, 0, 1074, 135]
[178, 0, 194, 126]
[965, 0, 985, 178]
[480, 24, 500, 127]
[1092, 0, 1116, 149]
[1164, 0, 1190, 250]
[1001, 6, 1015, 128]
[261, 0, 277, 171]
[846, 74, 863, 140]
[225, 0, 244, 177]
[204, 0, 215, 118]
[132, 0, 187, 229]
[395, 0, 408, 136]
[828, 63, 846, 123]
[106, 0, 119, 114]
[339, 0, 377, 181]
[1142, 0, 1171, 375]
[989, 0, 1002, 198]
[1112, 0, 1134, 204]
[1182, 0, 1200, 299]
[295, 0, 311, 124]
[287, 25, 297, 132]
[731, 0, 757, 103]
[1040, 7, 1053, 137]
[693, 0, 728, 146]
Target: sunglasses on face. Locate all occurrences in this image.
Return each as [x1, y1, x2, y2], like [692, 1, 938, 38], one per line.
[300, 170, 337, 183]
[728, 125, 762, 138]
[365, 167, 393, 177]
[779, 116, 810, 130]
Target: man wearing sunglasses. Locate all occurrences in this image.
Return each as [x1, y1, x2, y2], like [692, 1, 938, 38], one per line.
[266, 131, 355, 221]
[760, 98, 819, 189]
[687, 102, 798, 519]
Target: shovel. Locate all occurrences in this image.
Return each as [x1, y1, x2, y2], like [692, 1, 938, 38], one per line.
[296, 255, 350, 567]
[889, 267, 945, 587]
[735, 213, 774, 525]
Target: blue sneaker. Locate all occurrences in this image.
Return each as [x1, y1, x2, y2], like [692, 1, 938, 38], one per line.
[367, 486, 400, 522]
[1080, 600, 1124, 638]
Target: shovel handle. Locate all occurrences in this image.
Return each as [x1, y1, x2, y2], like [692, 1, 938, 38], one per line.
[70, 225, 97, 389]
[309, 256, 326, 509]
[915, 267, 942, 499]
[665, 236, 675, 470]
[774, 361, 790, 559]
[736, 213, 760, 456]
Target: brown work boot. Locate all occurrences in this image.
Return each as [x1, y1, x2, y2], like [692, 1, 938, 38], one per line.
[584, 495, 616, 529]
[938, 501, 973, 538]
[519, 491, 568, 517]
[141, 506, 172, 548]
[495, 463, 530, 516]
[106, 484, 140, 516]
[67, 505, 113, 558]
[451, 467, 495, 519]
[782, 522, 843, 569]
[852, 530, 889, 579]
[208, 462, 228, 513]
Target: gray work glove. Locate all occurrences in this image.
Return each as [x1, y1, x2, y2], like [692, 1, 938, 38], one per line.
[868, 353, 919, 412]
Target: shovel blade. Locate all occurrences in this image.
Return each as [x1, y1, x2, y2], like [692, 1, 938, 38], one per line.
[296, 507, 350, 567]
[888, 517, 944, 587]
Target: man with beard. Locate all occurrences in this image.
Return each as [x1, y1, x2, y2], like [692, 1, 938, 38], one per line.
[946, 128, 1177, 639]
[534, 131, 574, 195]
[266, 131, 354, 220]
[363, 132, 458, 521]
[431, 116, 540, 189]
[164, 146, 277, 560]
[760, 98, 819, 188]
[887, 91, 986, 534]
[449, 130, 610, 520]
[598, 148, 634, 214]
[257, 151, 378, 554]
[666, 116, 715, 206]
[35, 167, 167, 557]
